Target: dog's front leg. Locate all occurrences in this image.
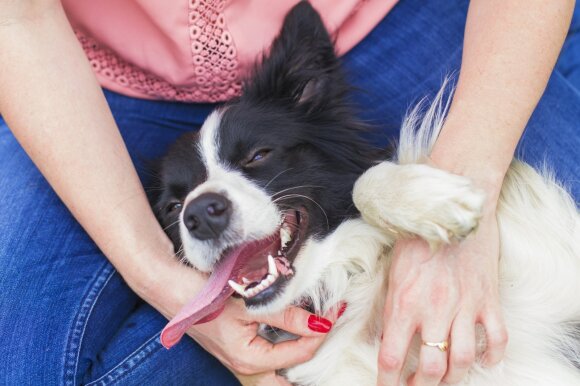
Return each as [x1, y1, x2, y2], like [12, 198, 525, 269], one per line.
[353, 161, 485, 246]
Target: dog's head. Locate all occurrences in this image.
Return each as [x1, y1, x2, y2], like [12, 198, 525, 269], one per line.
[155, 2, 381, 347]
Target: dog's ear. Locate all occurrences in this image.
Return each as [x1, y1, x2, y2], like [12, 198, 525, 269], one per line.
[243, 1, 344, 110]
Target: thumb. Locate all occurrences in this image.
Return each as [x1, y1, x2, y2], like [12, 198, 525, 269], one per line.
[253, 302, 346, 337]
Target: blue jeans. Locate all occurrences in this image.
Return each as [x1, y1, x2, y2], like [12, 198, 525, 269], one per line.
[1, 0, 578, 384]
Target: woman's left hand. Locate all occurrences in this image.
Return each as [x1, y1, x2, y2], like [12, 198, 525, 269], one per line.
[377, 210, 508, 386]
[374, 0, 575, 382]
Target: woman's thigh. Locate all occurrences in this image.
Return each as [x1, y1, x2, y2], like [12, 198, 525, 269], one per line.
[342, 0, 469, 142]
[343, 0, 579, 200]
[0, 91, 238, 385]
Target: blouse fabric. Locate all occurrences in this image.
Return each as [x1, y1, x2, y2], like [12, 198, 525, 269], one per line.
[63, 0, 398, 103]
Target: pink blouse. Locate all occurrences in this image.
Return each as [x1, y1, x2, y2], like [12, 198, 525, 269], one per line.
[63, 1, 398, 103]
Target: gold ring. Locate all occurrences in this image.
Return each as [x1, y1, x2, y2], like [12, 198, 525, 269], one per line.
[422, 340, 449, 352]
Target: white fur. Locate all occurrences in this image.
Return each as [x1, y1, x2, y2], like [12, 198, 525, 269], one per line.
[180, 110, 280, 272]
[353, 162, 485, 246]
[280, 90, 580, 385]
[182, 89, 580, 385]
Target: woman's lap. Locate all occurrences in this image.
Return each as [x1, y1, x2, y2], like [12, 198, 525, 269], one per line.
[0, 92, 238, 385]
[1, 0, 579, 384]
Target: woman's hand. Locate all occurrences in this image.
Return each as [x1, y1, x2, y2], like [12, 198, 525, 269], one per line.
[190, 299, 337, 376]
[188, 298, 342, 386]
[374, 0, 574, 384]
[136, 244, 339, 383]
[0, 6, 332, 380]
[237, 372, 293, 386]
[378, 210, 507, 386]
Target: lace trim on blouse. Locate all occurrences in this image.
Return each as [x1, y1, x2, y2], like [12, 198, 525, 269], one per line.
[76, 0, 243, 102]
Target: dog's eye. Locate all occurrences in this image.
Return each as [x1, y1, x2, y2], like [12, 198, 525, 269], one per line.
[246, 149, 271, 166]
[166, 201, 183, 214]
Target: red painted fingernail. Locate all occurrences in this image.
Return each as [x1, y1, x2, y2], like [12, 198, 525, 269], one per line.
[337, 302, 348, 319]
[308, 315, 333, 333]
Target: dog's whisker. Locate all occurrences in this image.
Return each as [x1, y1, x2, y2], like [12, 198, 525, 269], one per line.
[175, 245, 188, 265]
[264, 168, 294, 189]
[270, 185, 323, 198]
[274, 194, 329, 230]
[162, 219, 182, 232]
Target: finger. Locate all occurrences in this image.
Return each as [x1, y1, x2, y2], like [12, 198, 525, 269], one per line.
[443, 313, 476, 384]
[481, 309, 508, 367]
[328, 301, 348, 320]
[236, 371, 292, 386]
[377, 316, 415, 386]
[274, 374, 293, 386]
[253, 305, 337, 337]
[248, 334, 325, 370]
[412, 327, 450, 386]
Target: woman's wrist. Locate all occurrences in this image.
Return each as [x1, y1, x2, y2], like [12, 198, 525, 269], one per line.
[427, 0, 574, 211]
[101, 205, 208, 319]
[430, 115, 510, 212]
[429, 149, 504, 213]
[125, 242, 208, 319]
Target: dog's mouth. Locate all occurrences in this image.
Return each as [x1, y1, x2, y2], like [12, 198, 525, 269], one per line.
[229, 208, 306, 305]
[161, 208, 308, 349]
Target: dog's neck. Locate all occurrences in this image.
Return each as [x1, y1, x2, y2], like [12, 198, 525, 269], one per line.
[249, 217, 392, 318]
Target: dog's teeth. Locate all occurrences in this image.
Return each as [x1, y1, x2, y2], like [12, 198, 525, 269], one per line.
[246, 287, 257, 297]
[259, 275, 274, 290]
[268, 255, 278, 277]
[234, 258, 281, 299]
[256, 282, 266, 291]
[280, 227, 292, 248]
[228, 280, 247, 296]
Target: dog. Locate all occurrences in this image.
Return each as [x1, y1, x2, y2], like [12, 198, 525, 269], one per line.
[151, 2, 580, 385]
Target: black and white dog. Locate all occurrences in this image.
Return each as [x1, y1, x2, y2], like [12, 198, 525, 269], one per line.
[153, 3, 580, 385]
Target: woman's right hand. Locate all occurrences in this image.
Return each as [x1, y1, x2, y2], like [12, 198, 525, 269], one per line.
[0, 2, 333, 382]
[137, 245, 338, 383]
[189, 298, 337, 377]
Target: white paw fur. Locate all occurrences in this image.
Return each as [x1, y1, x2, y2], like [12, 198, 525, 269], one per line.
[284, 82, 580, 385]
[353, 161, 485, 246]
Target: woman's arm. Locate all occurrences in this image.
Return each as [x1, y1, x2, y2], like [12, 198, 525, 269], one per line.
[432, 0, 574, 204]
[378, 1, 574, 386]
[0, 2, 331, 380]
[0, 0, 198, 316]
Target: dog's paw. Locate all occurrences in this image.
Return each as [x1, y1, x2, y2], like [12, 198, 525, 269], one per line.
[353, 162, 485, 246]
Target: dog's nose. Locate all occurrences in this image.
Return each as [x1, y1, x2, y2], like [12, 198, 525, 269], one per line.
[183, 193, 232, 240]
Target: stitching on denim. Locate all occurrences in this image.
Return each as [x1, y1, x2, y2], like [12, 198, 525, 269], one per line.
[73, 268, 116, 381]
[63, 262, 115, 386]
[85, 333, 162, 386]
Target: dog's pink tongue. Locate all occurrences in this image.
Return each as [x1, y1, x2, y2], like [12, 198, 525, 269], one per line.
[160, 256, 237, 349]
[161, 237, 277, 349]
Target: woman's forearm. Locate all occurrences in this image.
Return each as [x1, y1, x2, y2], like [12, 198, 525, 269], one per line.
[431, 0, 574, 207]
[0, 2, 205, 315]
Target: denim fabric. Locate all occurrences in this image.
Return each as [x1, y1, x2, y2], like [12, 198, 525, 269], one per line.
[0, 94, 238, 385]
[342, 0, 580, 200]
[1, 0, 579, 384]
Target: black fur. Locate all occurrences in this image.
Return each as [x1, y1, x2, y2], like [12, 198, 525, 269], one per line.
[153, 1, 383, 252]
[152, 132, 205, 251]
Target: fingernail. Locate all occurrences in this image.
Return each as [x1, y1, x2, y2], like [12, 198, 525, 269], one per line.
[308, 315, 332, 333]
[337, 302, 347, 319]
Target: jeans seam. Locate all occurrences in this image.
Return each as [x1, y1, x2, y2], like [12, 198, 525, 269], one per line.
[84, 333, 163, 386]
[63, 262, 116, 386]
